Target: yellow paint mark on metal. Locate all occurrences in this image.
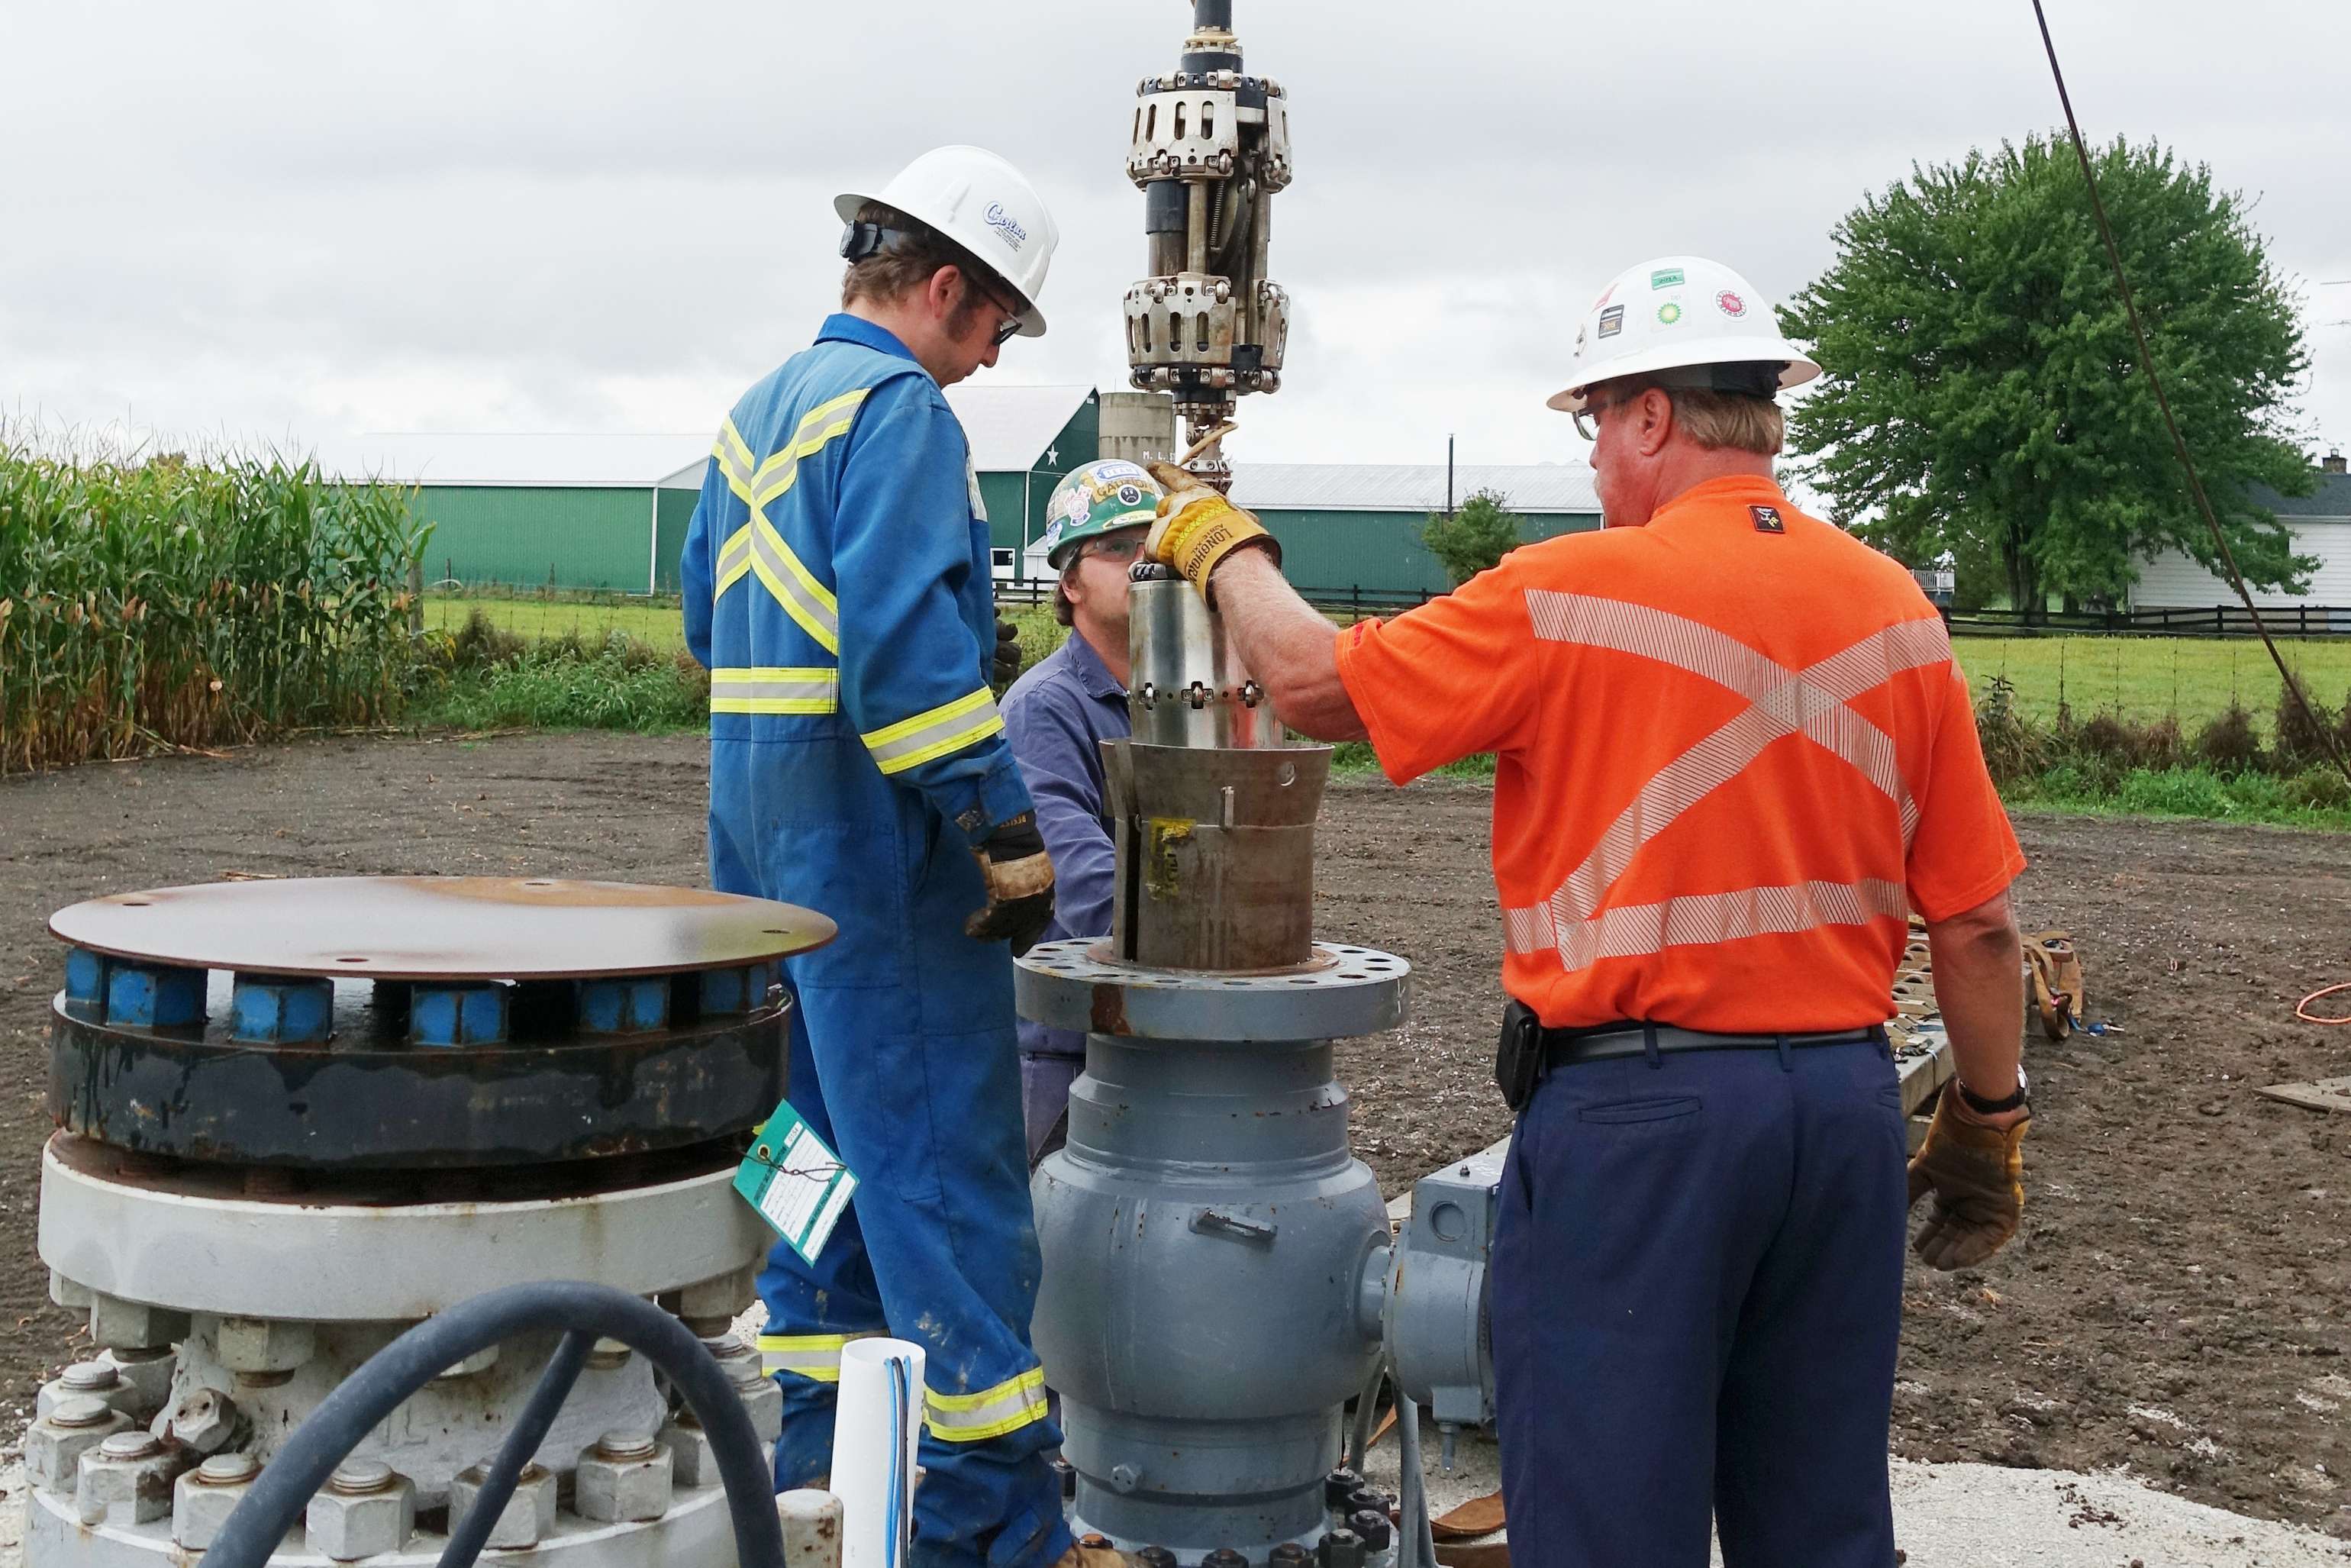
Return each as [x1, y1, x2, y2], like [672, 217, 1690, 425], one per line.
[1143, 818, 1195, 902]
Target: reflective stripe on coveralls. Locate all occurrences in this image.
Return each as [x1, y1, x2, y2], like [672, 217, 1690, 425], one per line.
[759, 1329, 884, 1382]
[923, 1366, 1050, 1444]
[863, 688, 1005, 776]
[710, 668, 841, 715]
[711, 392, 868, 653]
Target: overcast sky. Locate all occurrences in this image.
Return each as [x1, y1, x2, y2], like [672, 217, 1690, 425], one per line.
[4, 1, 2346, 481]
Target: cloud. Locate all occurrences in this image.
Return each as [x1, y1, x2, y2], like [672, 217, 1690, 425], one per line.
[3, 0, 2346, 465]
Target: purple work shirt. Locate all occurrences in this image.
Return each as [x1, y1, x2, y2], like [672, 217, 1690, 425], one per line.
[1001, 628, 1130, 1062]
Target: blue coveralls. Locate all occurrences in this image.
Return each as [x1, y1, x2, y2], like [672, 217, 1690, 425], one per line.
[682, 315, 1071, 1568]
[998, 631, 1129, 1167]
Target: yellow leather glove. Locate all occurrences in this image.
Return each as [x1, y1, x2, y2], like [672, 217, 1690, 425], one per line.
[1906, 1090, 2029, 1270]
[1144, 461, 1281, 596]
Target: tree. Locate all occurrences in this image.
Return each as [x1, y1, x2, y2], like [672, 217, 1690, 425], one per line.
[1782, 134, 2313, 618]
[1421, 489, 1524, 586]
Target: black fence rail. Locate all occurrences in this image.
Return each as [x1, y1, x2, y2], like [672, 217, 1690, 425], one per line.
[1001, 578, 2351, 639]
[1943, 604, 2351, 638]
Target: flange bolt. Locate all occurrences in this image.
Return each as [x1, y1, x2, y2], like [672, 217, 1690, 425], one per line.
[328, 1460, 396, 1496]
[50, 1397, 114, 1430]
[594, 1430, 660, 1463]
[195, 1454, 262, 1486]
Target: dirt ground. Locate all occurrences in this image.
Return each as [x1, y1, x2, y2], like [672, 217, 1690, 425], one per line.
[2, 732, 2348, 1530]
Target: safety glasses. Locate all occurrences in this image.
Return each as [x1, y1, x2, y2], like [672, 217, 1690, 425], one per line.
[1573, 389, 1631, 442]
[1083, 537, 1146, 564]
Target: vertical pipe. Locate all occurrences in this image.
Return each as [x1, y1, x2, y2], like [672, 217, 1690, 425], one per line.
[1187, 182, 1211, 275]
[1194, 0, 1234, 31]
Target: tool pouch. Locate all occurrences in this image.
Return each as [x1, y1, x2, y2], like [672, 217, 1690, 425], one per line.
[1495, 999, 1545, 1112]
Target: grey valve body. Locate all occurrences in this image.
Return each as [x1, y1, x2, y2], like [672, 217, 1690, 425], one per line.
[1020, 563, 1405, 1559]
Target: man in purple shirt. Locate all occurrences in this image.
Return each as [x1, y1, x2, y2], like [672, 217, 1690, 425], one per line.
[1001, 459, 1165, 1166]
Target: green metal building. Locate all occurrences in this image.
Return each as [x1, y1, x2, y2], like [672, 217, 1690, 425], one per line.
[329, 386, 1101, 595]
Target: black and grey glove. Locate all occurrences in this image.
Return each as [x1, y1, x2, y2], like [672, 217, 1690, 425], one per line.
[992, 615, 1024, 695]
[966, 812, 1056, 956]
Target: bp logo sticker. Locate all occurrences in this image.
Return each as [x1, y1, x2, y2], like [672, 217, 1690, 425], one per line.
[1650, 267, 1685, 290]
[1597, 305, 1625, 339]
[1657, 302, 1683, 325]
[1717, 291, 1748, 318]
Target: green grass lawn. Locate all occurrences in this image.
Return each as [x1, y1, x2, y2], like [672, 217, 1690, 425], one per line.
[431, 594, 2351, 738]
[1951, 635, 2351, 735]
[425, 596, 688, 650]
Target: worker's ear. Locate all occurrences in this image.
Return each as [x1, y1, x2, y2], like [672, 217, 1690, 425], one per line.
[924, 265, 965, 324]
[1637, 388, 1677, 458]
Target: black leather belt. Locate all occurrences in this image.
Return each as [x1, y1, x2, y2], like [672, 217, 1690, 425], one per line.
[1495, 999, 1886, 1111]
[1545, 1019, 1888, 1068]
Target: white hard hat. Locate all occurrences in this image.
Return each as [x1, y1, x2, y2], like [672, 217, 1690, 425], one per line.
[1547, 255, 1820, 413]
[835, 145, 1060, 338]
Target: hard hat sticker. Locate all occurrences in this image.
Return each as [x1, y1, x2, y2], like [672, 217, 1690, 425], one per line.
[983, 203, 1028, 252]
[734, 1098, 859, 1265]
[1717, 291, 1748, 318]
[1657, 302, 1683, 325]
[1597, 305, 1625, 339]
[1650, 267, 1685, 289]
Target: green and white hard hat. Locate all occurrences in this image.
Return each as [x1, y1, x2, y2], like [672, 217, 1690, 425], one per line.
[1041, 460, 1163, 569]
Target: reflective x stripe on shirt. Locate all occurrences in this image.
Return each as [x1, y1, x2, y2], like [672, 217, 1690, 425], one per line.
[862, 687, 1005, 776]
[757, 1330, 883, 1382]
[710, 390, 868, 653]
[1502, 592, 1955, 975]
[710, 667, 840, 715]
[924, 1366, 1050, 1444]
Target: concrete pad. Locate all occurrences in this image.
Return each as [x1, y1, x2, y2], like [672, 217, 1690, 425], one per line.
[1359, 1426, 2351, 1566]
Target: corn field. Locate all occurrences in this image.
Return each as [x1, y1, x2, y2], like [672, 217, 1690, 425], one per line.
[0, 436, 428, 773]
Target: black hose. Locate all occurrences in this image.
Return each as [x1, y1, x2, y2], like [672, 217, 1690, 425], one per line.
[436, 1329, 592, 1568]
[203, 1281, 785, 1568]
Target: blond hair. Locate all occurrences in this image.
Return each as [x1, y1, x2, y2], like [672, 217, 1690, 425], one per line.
[1663, 387, 1785, 457]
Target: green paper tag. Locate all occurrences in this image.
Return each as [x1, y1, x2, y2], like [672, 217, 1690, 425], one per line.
[733, 1099, 859, 1266]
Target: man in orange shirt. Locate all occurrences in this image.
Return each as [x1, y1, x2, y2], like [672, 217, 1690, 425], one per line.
[1141, 256, 2031, 1567]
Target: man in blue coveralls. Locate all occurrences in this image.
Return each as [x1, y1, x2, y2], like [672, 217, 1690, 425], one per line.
[1001, 460, 1164, 1168]
[682, 146, 1108, 1568]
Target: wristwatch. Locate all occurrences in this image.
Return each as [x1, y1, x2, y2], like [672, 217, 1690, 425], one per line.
[1956, 1067, 2030, 1116]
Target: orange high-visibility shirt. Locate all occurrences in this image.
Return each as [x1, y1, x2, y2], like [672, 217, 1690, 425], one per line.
[1334, 476, 2025, 1033]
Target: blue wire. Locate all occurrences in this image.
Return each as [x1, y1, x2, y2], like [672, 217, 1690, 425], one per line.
[885, 1356, 911, 1568]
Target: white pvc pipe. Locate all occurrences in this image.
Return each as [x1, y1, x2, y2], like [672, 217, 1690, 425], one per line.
[833, 1337, 926, 1568]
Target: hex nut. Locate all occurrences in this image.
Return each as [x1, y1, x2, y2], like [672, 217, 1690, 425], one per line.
[49, 1271, 95, 1311]
[76, 1429, 186, 1525]
[576, 1432, 673, 1522]
[27, 1399, 134, 1493]
[449, 1462, 557, 1549]
[95, 1346, 176, 1420]
[37, 1361, 140, 1422]
[214, 1316, 315, 1376]
[173, 1453, 262, 1550]
[676, 1264, 756, 1322]
[88, 1295, 190, 1353]
[305, 1463, 415, 1561]
[163, 1387, 240, 1456]
[659, 1416, 720, 1488]
[736, 1370, 784, 1444]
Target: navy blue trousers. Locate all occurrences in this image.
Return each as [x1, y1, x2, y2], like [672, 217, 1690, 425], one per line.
[1491, 1036, 1908, 1568]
